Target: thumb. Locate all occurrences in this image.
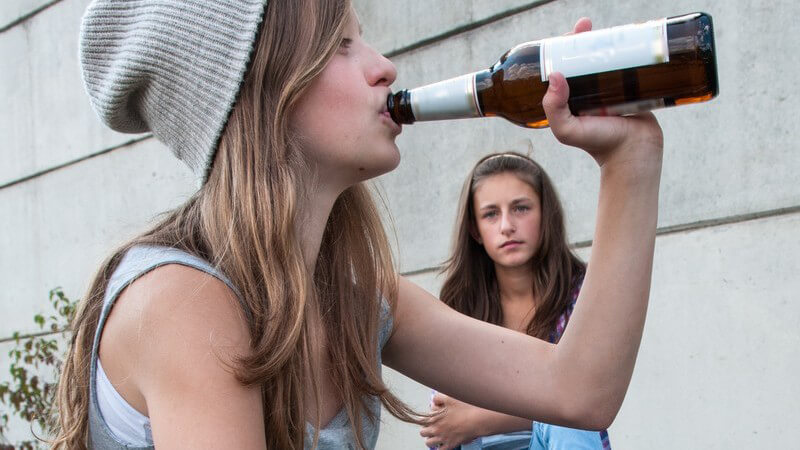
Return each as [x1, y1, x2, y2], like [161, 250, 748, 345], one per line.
[542, 72, 580, 144]
[432, 393, 448, 407]
[571, 17, 592, 34]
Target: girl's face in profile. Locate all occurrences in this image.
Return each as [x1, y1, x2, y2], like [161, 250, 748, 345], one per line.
[292, 8, 402, 188]
[472, 172, 542, 269]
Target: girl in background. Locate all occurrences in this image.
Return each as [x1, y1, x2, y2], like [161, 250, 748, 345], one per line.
[421, 153, 610, 450]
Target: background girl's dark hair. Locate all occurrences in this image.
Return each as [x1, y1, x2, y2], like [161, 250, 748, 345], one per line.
[439, 152, 585, 340]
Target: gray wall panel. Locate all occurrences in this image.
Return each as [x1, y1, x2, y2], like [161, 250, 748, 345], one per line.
[353, 0, 551, 55]
[0, 0, 55, 31]
[610, 212, 800, 448]
[0, 0, 147, 187]
[0, 139, 194, 338]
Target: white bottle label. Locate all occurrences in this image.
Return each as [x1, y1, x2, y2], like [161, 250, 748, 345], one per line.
[409, 72, 481, 121]
[540, 18, 669, 82]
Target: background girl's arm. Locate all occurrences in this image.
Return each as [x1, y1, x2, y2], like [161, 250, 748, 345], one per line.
[420, 393, 532, 449]
[383, 68, 663, 429]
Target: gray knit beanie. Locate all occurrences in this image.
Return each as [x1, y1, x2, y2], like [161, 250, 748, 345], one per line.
[79, 0, 269, 183]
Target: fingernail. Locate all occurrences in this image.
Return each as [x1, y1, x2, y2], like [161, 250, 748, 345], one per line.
[549, 75, 559, 92]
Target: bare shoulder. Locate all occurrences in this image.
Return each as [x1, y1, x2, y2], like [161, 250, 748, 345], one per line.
[99, 264, 263, 441]
[100, 263, 265, 445]
[101, 263, 251, 377]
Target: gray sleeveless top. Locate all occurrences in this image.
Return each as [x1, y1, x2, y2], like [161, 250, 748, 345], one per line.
[88, 245, 393, 449]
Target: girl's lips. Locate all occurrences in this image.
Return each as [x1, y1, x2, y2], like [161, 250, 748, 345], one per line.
[380, 111, 402, 134]
[500, 240, 523, 248]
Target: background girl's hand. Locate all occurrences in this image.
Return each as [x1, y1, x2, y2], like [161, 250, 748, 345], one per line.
[420, 393, 480, 449]
[543, 19, 664, 170]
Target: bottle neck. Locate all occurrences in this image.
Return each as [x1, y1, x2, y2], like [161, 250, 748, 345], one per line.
[387, 71, 484, 124]
[387, 90, 415, 124]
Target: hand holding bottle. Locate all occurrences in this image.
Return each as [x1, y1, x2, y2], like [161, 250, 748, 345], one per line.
[543, 19, 664, 171]
[543, 70, 664, 170]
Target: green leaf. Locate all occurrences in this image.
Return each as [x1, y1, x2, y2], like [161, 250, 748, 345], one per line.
[0, 287, 75, 446]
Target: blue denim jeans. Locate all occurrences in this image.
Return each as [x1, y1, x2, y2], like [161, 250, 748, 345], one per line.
[452, 423, 607, 450]
[529, 423, 608, 450]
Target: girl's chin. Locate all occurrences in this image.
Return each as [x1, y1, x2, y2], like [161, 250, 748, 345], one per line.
[495, 257, 533, 270]
[382, 144, 402, 170]
[357, 149, 401, 179]
[350, 164, 396, 184]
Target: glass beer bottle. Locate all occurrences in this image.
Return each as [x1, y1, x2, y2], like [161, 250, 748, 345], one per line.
[387, 12, 718, 128]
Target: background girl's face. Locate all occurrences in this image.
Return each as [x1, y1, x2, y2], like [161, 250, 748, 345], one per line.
[472, 172, 542, 269]
[291, 9, 401, 189]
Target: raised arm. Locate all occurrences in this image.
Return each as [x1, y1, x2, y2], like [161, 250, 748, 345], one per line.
[542, 69, 663, 427]
[383, 43, 663, 431]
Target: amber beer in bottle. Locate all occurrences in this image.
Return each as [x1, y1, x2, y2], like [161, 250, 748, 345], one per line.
[388, 12, 718, 128]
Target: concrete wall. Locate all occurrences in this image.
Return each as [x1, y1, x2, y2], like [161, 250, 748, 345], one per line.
[1, 0, 797, 447]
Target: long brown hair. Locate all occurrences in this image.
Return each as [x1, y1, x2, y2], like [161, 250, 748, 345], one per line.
[439, 152, 585, 340]
[52, 0, 419, 448]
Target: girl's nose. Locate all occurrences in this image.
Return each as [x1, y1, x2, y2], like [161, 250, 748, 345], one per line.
[368, 49, 397, 87]
[500, 213, 516, 235]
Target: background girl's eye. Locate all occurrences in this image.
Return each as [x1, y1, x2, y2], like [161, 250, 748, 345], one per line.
[340, 38, 353, 48]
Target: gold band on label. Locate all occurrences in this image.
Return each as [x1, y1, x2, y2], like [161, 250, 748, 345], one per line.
[411, 94, 421, 123]
[470, 74, 482, 117]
